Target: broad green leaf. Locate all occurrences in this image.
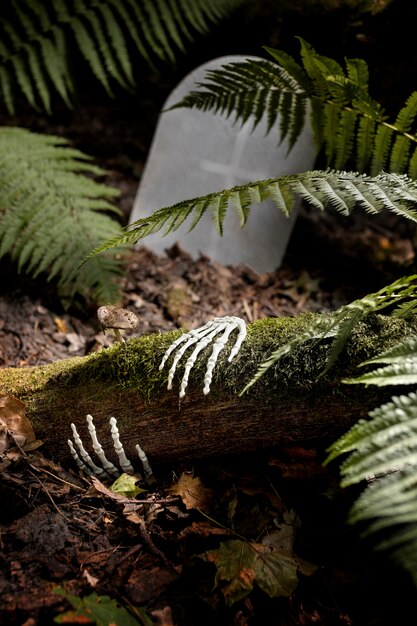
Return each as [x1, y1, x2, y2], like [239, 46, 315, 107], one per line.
[202, 529, 315, 605]
[110, 473, 146, 498]
[53, 589, 151, 625]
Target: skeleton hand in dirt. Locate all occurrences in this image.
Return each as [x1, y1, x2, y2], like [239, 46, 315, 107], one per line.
[68, 414, 152, 480]
[159, 316, 247, 398]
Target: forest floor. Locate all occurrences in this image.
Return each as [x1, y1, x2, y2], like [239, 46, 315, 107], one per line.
[2, 1, 417, 619]
[1, 182, 416, 626]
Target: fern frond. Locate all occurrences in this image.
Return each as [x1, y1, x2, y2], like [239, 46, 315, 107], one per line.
[0, 127, 124, 303]
[325, 391, 417, 585]
[393, 300, 417, 318]
[332, 392, 417, 483]
[242, 275, 417, 394]
[169, 57, 310, 147]
[173, 37, 417, 177]
[298, 37, 344, 101]
[389, 93, 417, 172]
[0, 0, 244, 111]
[85, 170, 417, 265]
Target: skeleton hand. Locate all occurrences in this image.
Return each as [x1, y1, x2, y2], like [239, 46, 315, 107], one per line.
[159, 316, 247, 398]
[68, 414, 152, 480]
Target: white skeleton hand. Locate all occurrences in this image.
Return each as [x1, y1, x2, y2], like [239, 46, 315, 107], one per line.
[159, 316, 247, 398]
[68, 414, 152, 480]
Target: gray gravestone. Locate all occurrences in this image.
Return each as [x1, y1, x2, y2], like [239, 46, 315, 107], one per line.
[130, 56, 317, 272]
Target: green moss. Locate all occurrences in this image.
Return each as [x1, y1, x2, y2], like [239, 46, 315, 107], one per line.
[2, 313, 417, 410]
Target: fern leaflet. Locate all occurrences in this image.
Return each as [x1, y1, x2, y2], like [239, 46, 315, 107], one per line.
[344, 335, 417, 387]
[324, 311, 417, 586]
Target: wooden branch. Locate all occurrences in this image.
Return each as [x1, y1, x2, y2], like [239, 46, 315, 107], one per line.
[0, 315, 415, 468]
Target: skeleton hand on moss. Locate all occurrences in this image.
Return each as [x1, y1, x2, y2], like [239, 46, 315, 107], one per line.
[159, 316, 247, 397]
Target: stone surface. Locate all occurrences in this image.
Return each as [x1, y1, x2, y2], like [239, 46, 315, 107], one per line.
[130, 55, 316, 272]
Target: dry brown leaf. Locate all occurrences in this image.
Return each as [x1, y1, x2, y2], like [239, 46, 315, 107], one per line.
[54, 316, 68, 333]
[168, 472, 214, 512]
[0, 394, 37, 453]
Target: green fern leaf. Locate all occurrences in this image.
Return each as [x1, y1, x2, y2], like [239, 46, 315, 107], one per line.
[325, 391, 417, 585]
[0, 0, 244, 110]
[83, 171, 417, 267]
[345, 361, 417, 387]
[389, 93, 417, 172]
[370, 124, 394, 174]
[0, 128, 124, 303]
[345, 57, 370, 89]
[356, 116, 377, 172]
[393, 300, 417, 318]
[335, 109, 357, 170]
[263, 47, 312, 93]
[71, 14, 113, 94]
[359, 336, 417, 366]
[172, 37, 417, 178]
[298, 37, 343, 100]
[170, 57, 310, 148]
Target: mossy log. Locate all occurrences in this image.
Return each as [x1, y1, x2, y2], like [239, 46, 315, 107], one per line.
[0, 314, 415, 469]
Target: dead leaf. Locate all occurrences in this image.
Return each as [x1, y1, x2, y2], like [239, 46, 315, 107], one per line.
[165, 283, 193, 323]
[54, 317, 68, 333]
[151, 606, 176, 626]
[168, 472, 214, 512]
[179, 521, 234, 540]
[65, 332, 87, 353]
[0, 394, 36, 452]
[89, 476, 139, 504]
[82, 569, 99, 587]
[127, 568, 179, 604]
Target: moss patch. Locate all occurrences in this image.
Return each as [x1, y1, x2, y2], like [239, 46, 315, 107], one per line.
[1, 313, 417, 411]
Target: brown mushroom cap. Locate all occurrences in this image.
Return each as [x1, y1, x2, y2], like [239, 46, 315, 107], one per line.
[97, 306, 139, 331]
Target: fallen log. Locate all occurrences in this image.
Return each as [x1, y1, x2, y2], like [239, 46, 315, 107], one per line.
[0, 314, 415, 469]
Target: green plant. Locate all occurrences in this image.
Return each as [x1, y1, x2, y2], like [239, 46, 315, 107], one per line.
[86, 169, 417, 254]
[171, 37, 417, 177]
[0, 127, 124, 303]
[0, 0, 245, 303]
[324, 334, 417, 585]
[0, 0, 244, 112]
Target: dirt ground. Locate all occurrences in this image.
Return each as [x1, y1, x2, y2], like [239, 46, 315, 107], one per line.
[2, 2, 417, 622]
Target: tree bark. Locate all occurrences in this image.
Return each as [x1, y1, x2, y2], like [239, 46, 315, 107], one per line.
[0, 315, 414, 468]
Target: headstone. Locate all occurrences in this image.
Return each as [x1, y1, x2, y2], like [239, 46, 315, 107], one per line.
[130, 56, 317, 272]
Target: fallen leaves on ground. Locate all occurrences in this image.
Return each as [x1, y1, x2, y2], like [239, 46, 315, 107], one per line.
[0, 441, 413, 625]
[201, 510, 317, 605]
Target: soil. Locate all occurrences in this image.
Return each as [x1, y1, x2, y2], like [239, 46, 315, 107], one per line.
[2, 1, 417, 624]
